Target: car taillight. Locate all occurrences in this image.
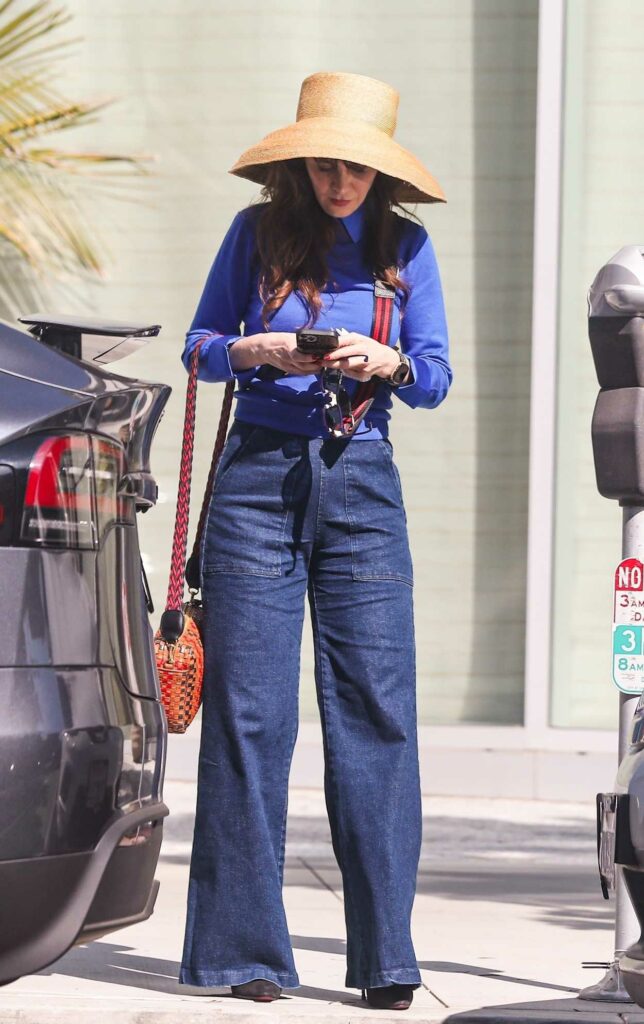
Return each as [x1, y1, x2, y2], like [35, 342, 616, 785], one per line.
[93, 436, 133, 534]
[20, 434, 130, 550]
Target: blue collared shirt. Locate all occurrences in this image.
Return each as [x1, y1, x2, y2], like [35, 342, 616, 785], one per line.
[182, 202, 452, 439]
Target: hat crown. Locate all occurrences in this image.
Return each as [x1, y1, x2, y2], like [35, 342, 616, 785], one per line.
[296, 72, 399, 138]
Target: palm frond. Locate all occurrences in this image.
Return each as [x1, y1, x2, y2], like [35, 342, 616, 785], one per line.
[0, 2, 70, 64]
[0, 100, 110, 147]
[0, 0, 149, 317]
[0, 157, 107, 270]
[22, 148, 149, 173]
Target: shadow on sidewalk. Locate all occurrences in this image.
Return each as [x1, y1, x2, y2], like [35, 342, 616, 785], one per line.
[419, 960, 577, 995]
[284, 859, 613, 934]
[290, 934, 346, 955]
[36, 942, 197, 996]
[416, 867, 613, 932]
[35, 940, 351, 1004]
[443, 995, 644, 1022]
[161, 813, 600, 869]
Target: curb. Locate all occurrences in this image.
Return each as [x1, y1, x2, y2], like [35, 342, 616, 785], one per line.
[0, 1009, 448, 1024]
[444, 1006, 644, 1023]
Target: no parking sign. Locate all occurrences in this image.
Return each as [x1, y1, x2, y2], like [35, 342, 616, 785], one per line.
[613, 557, 644, 694]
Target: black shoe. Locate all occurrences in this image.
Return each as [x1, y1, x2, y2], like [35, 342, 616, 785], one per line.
[362, 984, 415, 1010]
[231, 979, 281, 1002]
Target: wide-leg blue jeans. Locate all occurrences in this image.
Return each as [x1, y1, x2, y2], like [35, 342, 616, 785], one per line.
[179, 422, 422, 991]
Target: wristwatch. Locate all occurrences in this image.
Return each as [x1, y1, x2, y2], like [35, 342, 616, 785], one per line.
[386, 347, 411, 388]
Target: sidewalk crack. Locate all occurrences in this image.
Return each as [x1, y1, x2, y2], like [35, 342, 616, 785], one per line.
[423, 982, 449, 1008]
[299, 856, 344, 903]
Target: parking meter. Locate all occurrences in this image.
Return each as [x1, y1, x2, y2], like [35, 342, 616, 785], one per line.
[591, 246, 644, 502]
[581, 246, 644, 1003]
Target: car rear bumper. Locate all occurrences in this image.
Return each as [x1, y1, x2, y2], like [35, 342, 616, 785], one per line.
[596, 791, 639, 897]
[0, 800, 168, 985]
[0, 666, 166, 859]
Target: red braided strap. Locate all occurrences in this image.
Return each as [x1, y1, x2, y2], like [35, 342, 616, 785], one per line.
[165, 343, 203, 613]
[165, 344, 236, 610]
[190, 379, 234, 566]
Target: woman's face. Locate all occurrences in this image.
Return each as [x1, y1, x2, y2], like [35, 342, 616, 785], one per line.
[304, 157, 377, 218]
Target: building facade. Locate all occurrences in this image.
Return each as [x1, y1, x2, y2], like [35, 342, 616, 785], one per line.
[44, 0, 644, 796]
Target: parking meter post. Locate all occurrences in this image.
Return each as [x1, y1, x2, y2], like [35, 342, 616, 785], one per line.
[615, 694, 640, 957]
[615, 514, 644, 960]
[614, 409, 644, 963]
[579, 701, 640, 1003]
[579, 247, 644, 1004]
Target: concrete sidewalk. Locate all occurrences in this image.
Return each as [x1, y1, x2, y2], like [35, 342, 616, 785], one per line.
[1, 782, 642, 1024]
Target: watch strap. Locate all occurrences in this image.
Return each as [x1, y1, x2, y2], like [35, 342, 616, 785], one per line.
[388, 350, 411, 387]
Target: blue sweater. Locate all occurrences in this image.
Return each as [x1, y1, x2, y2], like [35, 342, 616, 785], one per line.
[182, 202, 451, 439]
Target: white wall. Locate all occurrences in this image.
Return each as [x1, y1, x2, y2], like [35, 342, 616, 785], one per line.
[46, 0, 537, 726]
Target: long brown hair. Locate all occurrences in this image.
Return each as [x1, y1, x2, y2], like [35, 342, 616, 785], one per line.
[255, 159, 412, 328]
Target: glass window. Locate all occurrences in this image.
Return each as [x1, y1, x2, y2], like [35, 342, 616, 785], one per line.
[303, 2, 539, 725]
[550, 0, 644, 728]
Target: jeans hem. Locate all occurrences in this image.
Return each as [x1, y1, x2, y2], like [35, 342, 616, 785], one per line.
[179, 966, 300, 988]
[345, 967, 422, 989]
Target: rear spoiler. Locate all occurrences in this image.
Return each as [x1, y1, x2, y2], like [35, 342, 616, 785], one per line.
[18, 314, 161, 365]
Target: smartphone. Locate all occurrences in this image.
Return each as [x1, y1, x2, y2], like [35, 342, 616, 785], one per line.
[295, 327, 339, 358]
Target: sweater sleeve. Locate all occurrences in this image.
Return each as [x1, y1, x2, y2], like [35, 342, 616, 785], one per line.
[394, 226, 452, 410]
[181, 209, 259, 383]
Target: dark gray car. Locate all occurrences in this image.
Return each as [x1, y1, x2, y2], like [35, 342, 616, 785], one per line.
[0, 314, 171, 984]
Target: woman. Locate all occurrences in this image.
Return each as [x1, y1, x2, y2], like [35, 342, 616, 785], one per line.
[178, 71, 451, 1010]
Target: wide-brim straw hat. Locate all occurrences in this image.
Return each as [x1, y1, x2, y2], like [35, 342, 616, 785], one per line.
[230, 71, 446, 205]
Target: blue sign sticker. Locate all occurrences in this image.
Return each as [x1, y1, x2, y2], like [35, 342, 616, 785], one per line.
[613, 625, 644, 693]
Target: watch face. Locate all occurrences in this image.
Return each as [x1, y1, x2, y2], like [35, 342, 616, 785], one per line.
[391, 358, 409, 385]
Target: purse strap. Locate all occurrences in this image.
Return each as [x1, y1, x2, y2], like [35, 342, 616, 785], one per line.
[185, 371, 235, 589]
[348, 278, 396, 427]
[159, 341, 234, 642]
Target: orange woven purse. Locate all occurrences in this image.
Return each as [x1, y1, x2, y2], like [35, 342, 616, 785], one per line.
[154, 342, 234, 733]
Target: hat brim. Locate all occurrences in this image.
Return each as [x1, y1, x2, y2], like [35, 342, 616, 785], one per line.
[229, 117, 446, 205]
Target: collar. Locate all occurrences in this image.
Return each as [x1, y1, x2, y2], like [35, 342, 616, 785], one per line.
[337, 202, 366, 244]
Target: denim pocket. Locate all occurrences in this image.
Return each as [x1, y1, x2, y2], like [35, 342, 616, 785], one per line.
[344, 440, 414, 586]
[201, 424, 290, 579]
[376, 439, 407, 508]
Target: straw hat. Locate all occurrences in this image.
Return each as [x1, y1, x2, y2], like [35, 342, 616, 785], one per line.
[230, 71, 446, 205]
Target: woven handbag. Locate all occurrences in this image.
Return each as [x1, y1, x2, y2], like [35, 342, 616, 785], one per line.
[154, 342, 234, 733]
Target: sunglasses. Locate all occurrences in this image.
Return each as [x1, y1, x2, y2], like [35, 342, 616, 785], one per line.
[321, 367, 373, 438]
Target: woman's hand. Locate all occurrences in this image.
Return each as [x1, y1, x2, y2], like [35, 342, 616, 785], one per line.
[229, 332, 322, 376]
[320, 332, 400, 382]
